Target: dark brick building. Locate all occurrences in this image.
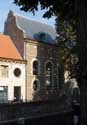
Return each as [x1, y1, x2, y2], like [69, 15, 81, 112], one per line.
[4, 10, 64, 101]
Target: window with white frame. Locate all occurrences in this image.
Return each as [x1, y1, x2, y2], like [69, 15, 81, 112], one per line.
[0, 65, 9, 78]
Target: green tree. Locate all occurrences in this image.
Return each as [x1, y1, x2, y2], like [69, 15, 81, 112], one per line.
[14, 0, 87, 124]
[14, 0, 77, 74]
[55, 19, 78, 78]
[14, 0, 74, 18]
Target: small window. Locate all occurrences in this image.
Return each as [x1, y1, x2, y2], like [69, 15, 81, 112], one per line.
[39, 32, 46, 41]
[33, 80, 40, 92]
[14, 68, 21, 77]
[33, 61, 38, 75]
[0, 65, 9, 78]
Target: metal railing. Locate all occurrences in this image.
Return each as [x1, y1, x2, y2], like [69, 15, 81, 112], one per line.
[0, 96, 72, 122]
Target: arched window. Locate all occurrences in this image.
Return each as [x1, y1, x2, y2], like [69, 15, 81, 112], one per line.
[46, 62, 52, 72]
[45, 62, 53, 87]
[33, 80, 40, 92]
[33, 61, 38, 75]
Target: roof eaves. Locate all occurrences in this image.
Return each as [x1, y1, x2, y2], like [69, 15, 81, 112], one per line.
[24, 38, 58, 47]
[0, 57, 27, 64]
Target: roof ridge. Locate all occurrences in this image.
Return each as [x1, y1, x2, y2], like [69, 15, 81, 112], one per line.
[12, 11, 55, 29]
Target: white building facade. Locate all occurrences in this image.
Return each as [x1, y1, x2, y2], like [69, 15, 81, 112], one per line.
[0, 58, 26, 103]
[0, 34, 26, 103]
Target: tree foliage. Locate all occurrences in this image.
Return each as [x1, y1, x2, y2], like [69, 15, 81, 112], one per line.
[14, 0, 77, 77]
[56, 18, 78, 78]
[13, 0, 87, 123]
[14, 0, 75, 19]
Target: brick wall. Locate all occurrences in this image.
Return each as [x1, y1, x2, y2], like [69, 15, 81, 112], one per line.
[4, 11, 24, 58]
[25, 40, 60, 101]
[4, 11, 64, 102]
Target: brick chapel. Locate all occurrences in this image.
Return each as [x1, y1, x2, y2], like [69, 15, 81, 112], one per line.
[4, 10, 64, 101]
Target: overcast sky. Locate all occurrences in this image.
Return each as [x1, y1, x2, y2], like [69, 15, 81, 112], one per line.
[0, 0, 56, 33]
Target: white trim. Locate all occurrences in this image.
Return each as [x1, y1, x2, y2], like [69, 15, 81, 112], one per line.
[13, 13, 26, 37]
[24, 42, 26, 60]
[31, 58, 40, 75]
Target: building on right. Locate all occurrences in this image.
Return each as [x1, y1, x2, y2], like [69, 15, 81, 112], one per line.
[4, 10, 64, 102]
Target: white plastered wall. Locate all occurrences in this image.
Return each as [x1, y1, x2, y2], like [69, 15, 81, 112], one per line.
[0, 60, 25, 101]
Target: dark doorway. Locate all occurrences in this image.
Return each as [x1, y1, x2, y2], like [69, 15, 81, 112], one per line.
[0, 86, 8, 103]
[14, 86, 21, 101]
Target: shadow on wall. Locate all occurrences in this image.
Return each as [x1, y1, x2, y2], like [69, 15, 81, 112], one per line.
[31, 75, 52, 101]
[34, 32, 54, 44]
[60, 78, 80, 105]
[31, 36, 59, 102]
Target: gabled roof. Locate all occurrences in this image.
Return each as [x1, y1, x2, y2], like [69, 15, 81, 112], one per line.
[0, 34, 22, 60]
[12, 11, 57, 45]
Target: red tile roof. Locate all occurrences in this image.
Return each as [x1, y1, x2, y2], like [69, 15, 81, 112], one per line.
[0, 34, 22, 60]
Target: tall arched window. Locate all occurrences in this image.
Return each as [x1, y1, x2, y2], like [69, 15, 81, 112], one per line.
[45, 62, 53, 87]
[33, 61, 38, 75]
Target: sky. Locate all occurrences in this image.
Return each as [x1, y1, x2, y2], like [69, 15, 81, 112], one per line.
[0, 0, 56, 33]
